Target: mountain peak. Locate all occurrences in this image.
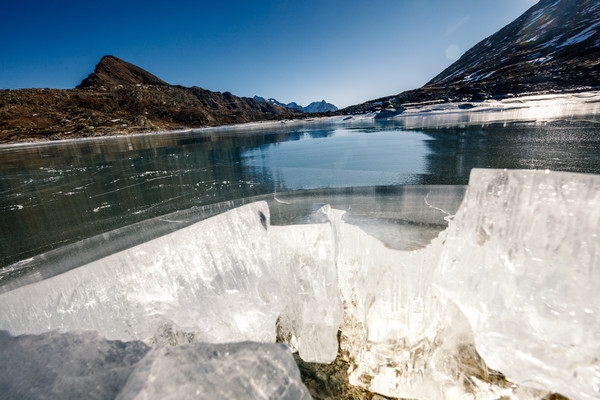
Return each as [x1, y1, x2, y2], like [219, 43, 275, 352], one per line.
[77, 55, 169, 88]
[303, 100, 337, 113]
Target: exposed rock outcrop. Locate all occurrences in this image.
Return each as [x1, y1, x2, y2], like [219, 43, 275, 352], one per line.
[78, 55, 170, 88]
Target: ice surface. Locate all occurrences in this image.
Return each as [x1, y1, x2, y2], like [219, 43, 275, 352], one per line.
[118, 341, 311, 400]
[0, 202, 285, 344]
[0, 330, 149, 400]
[0, 330, 311, 400]
[389, 91, 600, 129]
[435, 169, 600, 400]
[270, 205, 343, 363]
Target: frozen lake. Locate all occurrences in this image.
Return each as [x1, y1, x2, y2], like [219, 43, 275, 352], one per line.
[1, 116, 600, 270]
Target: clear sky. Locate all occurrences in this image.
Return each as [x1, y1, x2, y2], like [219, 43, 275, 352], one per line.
[1, 0, 538, 108]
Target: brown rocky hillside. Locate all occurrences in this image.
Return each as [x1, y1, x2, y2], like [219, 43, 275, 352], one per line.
[0, 55, 299, 143]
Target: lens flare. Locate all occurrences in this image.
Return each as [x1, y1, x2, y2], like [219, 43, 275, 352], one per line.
[445, 45, 461, 61]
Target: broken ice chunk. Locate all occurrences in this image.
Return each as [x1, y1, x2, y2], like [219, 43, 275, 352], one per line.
[331, 207, 483, 399]
[270, 205, 343, 363]
[435, 169, 600, 400]
[329, 206, 548, 400]
[0, 330, 149, 400]
[118, 341, 312, 400]
[0, 202, 285, 345]
[0, 330, 311, 400]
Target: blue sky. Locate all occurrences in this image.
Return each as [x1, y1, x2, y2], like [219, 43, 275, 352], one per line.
[1, 0, 538, 107]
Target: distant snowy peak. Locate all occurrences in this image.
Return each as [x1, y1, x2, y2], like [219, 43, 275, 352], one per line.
[253, 96, 337, 113]
[427, 0, 600, 91]
[303, 100, 338, 113]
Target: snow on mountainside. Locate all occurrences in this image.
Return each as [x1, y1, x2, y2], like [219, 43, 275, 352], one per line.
[344, 0, 600, 113]
[254, 96, 338, 113]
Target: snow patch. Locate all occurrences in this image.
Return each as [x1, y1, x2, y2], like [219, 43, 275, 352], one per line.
[558, 20, 600, 48]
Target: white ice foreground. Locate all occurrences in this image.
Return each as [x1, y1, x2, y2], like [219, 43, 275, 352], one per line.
[0, 169, 598, 399]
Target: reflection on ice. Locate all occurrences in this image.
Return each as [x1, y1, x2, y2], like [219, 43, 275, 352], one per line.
[0, 170, 598, 399]
[389, 91, 600, 129]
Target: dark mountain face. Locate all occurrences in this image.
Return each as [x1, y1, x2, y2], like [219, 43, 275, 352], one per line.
[427, 0, 600, 94]
[77, 55, 170, 88]
[344, 0, 600, 114]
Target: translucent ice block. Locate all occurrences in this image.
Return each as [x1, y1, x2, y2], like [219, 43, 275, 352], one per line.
[270, 205, 343, 363]
[118, 341, 312, 400]
[329, 206, 548, 400]
[0, 202, 285, 344]
[329, 207, 484, 399]
[0, 330, 311, 400]
[0, 330, 149, 400]
[435, 169, 600, 400]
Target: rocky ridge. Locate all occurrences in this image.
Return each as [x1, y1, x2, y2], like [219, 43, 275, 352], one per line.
[0, 56, 300, 143]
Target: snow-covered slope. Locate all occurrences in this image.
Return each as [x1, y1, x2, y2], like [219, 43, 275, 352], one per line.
[303, 100, 338, 113]
[254, 96, 338, 113]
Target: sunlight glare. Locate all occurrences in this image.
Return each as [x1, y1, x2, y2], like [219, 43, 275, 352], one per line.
[445, 45, 462, 61]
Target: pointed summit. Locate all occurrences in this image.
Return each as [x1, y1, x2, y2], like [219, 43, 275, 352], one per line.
[77, 55, 169, 88]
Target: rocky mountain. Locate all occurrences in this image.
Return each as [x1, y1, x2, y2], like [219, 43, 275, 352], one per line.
[429, 0, 600, 93]
[0, 56, 299, 143]
[303, 100, 338, 113]
[78, 55, 169, 88]
[254, 96, 338, 113]
[253, 96, 303, 111]
[345, 0, 600, 113]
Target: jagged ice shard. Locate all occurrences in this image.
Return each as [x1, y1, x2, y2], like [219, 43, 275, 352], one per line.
[435, 169, 600, 400]
[270, 208, 343, 363]
[0, 202, 286, 344]
[0, 200, 344, 363]
[330, 209, 485, 399]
